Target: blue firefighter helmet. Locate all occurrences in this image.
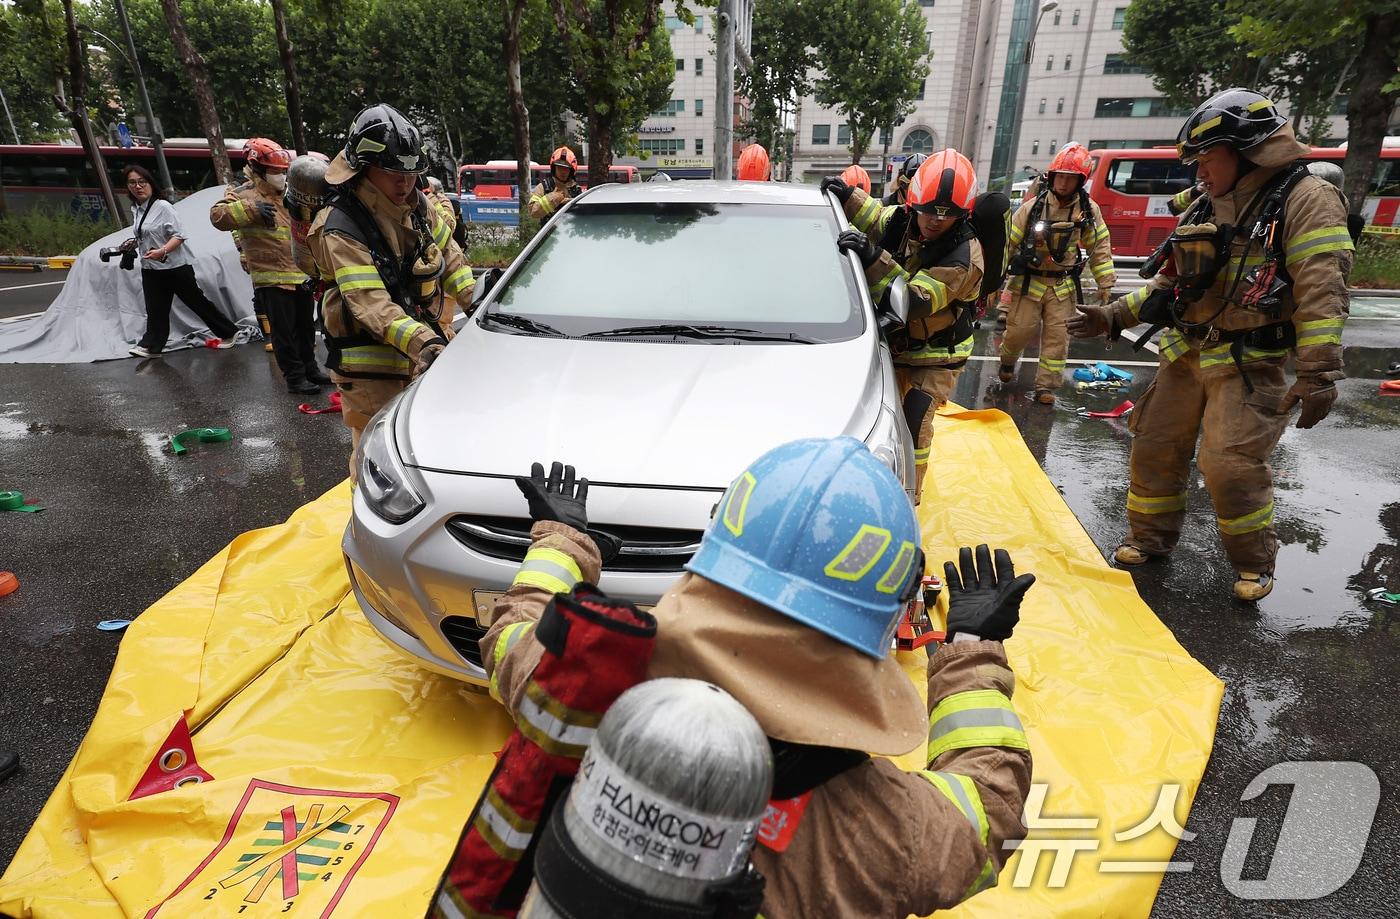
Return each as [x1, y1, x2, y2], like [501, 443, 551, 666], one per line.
[686, 437, 922, 659]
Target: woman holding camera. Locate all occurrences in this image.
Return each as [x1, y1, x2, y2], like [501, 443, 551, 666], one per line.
[123, 165, 240, 358]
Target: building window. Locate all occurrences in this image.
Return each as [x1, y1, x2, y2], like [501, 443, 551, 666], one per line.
[676, 58, 684, 71]
[1112, 7, 1127, 28]
[639, 138, 686, 155]
[1057, 97, 1065, 113]
[902, 129, 935, 154]
[1050, 139, 1057, 152]
[651, 99, 684, 118]
[1072, 8, 1080, 25]
[926, 31, 933, 51]
[1046, 54, 1054, 71]
[695, 58, 704, 75]
[695, 98, 704, 116]
[695, 15, 704, 31]
[665, 15, 685, 31]
[837, 124, 851, 146]
[1032, 140, 1040, 155]
[1053, 9, 1061, 24]
[920, 0, 935, 5]
[1103, 53, 1148, 75]
[1038, 98, 1047, 114]
[1065, 54, 1072, 71]
[695, 137, 704, 155]
[812, 124, 831, 145]
[917, 79, 926, 100]
[1095, 97, 1189, 118]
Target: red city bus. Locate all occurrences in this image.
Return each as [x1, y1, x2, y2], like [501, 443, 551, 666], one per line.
[457, 160, 638, 198]
[1087, 144, 1400, 256]
[0, 142, 249, 220]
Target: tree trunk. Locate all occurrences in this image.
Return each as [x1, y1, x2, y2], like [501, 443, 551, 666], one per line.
[587, 110, 612, 187]
[158, 0, 231, 184]
[58, 0, 123, 227]
[269, 0, 306, 155]
[1342, 12, 1400, 216]
[504, 0, 532, 240]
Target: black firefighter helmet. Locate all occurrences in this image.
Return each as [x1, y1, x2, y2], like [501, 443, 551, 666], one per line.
[344, 104, 426, 174]
[1176, 88, 1287, 164]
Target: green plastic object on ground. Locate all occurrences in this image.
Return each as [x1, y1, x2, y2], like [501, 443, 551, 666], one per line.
[169, 428, 233, 456]
[0, 491, 43, 513]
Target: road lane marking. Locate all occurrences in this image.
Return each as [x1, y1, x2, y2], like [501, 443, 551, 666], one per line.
[0, 280, 66, 292]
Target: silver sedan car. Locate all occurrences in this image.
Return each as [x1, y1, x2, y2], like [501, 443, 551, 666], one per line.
[344, 180, 914, 685]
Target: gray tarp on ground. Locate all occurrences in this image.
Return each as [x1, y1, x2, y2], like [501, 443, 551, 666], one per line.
[0, 185, 258, 363]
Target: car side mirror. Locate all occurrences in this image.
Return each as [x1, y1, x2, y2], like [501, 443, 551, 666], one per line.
[887, 275, 911, 327]
[473, 267, 502, 306]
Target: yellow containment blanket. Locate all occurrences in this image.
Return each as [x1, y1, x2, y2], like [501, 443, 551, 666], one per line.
[0, 408, 1222, 918]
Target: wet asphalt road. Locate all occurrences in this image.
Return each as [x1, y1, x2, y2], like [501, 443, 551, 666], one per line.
[1, 306, 1398, 916]
[0, 270, 68, 322]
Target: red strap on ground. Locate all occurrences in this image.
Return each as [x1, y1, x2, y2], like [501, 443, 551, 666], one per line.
[1084, 399, 1135, 418]
[298, 391, 343, 414]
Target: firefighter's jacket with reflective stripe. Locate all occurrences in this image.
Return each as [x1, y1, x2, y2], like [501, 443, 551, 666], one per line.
[480, 522, 1032, 918]
[209, 171, 308, 289]
[1006, 191, 1116, 301]
[844, 188, 984, 367]
[306, 178, 475, 379]
[1112, 131, 1353, 378]
[527, 179, 578, 221]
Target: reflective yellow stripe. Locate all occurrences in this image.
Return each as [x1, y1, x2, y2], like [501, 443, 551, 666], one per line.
[1284, 226, 1354, 266]
[1189, 115, 1222, 138]
[851, 195, 882, 233]
[723, 471, 758, 537]
[874, 540, 917, 595]
[909, 272, 951, 313]
[1008, 223, 1025, 246]
[1088, 222, 1110, 244]
[386, 315, 429, 353]
[868, 261, 901, 299]
[334, 264, 384, 292]
[1218, 501, 1273, 536]
[444, 266, 475, 296]
[1246, 98, 1275, 112]
[338, 346, 411, 373]
[1126, 490, 1186, 515]
[229, 200, 250, 224]
[1038, 357, 1066, 373]
[1123, 285, 1150, 318]
[432, 218, 451, 249]
[250, 270, 309, 285]
[919, 771, 990, 845]
[1159, 329, 1190, 363]
[1171, 188, 1194, 208]
[824, 524, 892, 582]
[1090, 260, 1115, 283]
[1296, 317, 1345, 348]
[906, 332, 975, 362]
[927, 689, 1028, 761]
[488, 621, 534, 703]
[963, 857, 997, 900]
[530, 193, 554, 217]
[239, 226, 291, 239]
[913, 446, 931, 461]
[512, 546, 583, 595]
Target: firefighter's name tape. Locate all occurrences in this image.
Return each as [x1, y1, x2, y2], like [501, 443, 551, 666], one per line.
[568, 745, 759, 881]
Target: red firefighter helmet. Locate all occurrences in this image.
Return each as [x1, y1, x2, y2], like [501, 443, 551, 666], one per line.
[549, 146, 578, 176]
[1048, 142, 1092, 180]
[737, 144, 771, 181]
[244, 137, 291, 171]
[906, 148, 977, 217]
[840, 163, 872, 194]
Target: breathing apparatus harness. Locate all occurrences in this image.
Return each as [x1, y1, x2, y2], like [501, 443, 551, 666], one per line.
[1134, 161, 1311, 391]
[1009, 181, 1095, 304]
[320, 185, 448, 377]
[880, 207, 979, 358]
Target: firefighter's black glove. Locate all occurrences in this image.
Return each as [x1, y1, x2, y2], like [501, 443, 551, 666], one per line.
[516, 461, 589, 532]
[944, 545, 1035, 642]
[820, 176, 854, 203]
[566, 182, 581, 199]
[836, 228, 881, 268]
[253, 201, 278, 227]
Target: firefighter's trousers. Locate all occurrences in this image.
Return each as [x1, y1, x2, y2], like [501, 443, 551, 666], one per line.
[896, 363, 963, 500]
[999, 290, 1075, 391]
[1124, 349, 1290, 574]
[336, 377, 410, 480]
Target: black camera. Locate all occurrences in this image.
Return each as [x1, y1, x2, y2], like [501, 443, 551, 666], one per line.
[99, 245, 137, 271]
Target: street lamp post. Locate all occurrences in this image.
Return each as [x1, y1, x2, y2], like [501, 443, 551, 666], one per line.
[1004, 0, 1057, 190]
[83, 2, 173, 199]
[0, 86, 20, 144]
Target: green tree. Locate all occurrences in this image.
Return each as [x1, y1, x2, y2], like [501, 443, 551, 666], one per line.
[549, 0, 676, 184]
[810, 0, 929, 165]
[0, 4, 69, 143]
[741, 0, 816, 178]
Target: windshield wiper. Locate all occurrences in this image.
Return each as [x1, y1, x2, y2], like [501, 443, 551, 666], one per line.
[582, 323, 820, 343]
[481, 312, 569, 337]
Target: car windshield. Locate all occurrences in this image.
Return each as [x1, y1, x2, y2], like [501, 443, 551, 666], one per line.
[486, 202, 862, 341]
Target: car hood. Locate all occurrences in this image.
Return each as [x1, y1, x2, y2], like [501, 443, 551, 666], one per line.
[401, 327, 884, 489]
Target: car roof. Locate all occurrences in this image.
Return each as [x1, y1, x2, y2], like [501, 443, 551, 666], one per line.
[575, 180, 825, 207]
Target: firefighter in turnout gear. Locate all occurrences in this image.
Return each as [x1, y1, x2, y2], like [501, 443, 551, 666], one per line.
[998, 143, 1115, 405]
[306, 104, 477, 478]
[527, 146, 581, 221]
[472, 442, 1033, 918]
[823, 149, 985, 499]
[1068, 88, 1355, 601]
[883, 152, 927, 206]
[210, 137, 326, 392]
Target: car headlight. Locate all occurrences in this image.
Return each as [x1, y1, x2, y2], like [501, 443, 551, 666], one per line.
[359, 399, 425, 524]
[856, 403, 901, 473]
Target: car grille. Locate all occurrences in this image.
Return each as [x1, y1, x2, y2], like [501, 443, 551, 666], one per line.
[447, 514, 704, 572]
[441, 616, 487, 668]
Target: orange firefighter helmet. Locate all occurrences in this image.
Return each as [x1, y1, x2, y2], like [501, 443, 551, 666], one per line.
[737, 144, 771, 181]
[549, 146, 578, 176]
[906, 148, 977, 217]
[244, 137, 292, 171]
[1047, 142, 1092, 180]
[840, 163, 871, 194]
